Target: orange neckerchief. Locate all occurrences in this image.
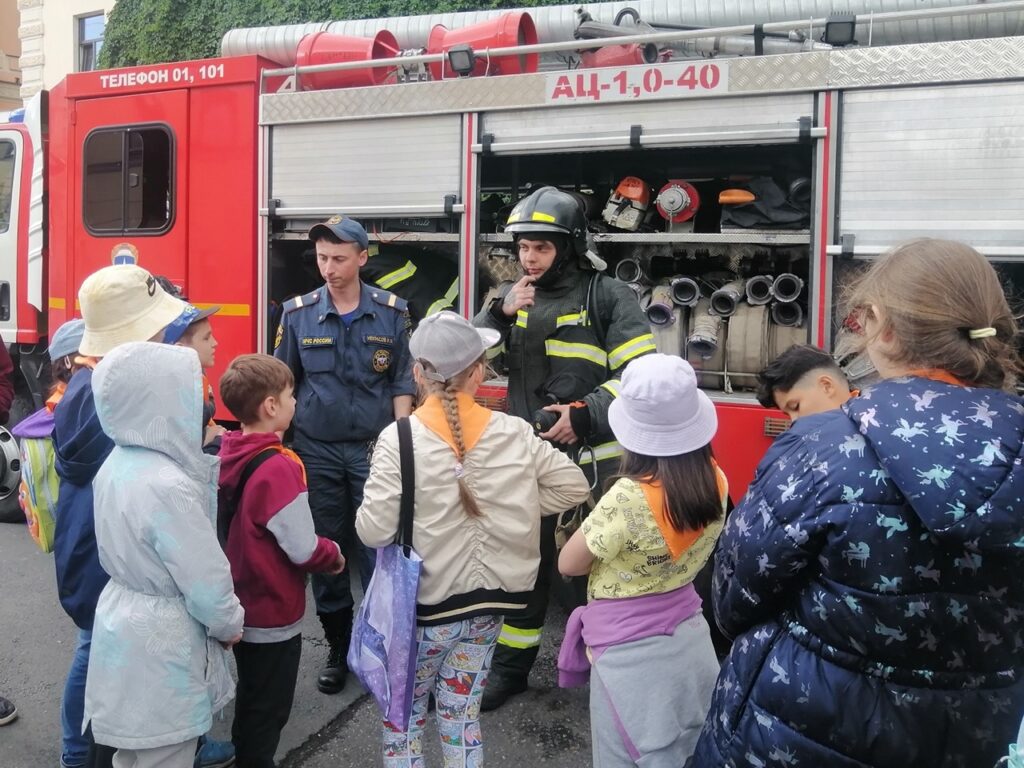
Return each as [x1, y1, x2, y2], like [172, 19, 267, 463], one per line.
[269, 444, 307, 485]
[641, 460, 730, 561]
[415, 393, 492, 456]
[907, 369, 966, 387]
[46, 381, 67, 412]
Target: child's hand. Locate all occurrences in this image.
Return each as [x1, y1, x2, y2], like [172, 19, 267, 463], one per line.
[327, 549, 346, 575]
[204, 424, 226, 446]
[220, 633, 243, 650]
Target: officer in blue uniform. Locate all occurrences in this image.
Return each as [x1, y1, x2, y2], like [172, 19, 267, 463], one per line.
[275, 216, 414, 695]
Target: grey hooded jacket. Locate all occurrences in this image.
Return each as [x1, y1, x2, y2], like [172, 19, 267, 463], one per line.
[83, 342, 243, 750]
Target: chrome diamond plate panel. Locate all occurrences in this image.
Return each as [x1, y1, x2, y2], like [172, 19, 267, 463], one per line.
[261, 36, 1024, 125]
[827, 37, 1024, 88]
[728, 52, 830, 93]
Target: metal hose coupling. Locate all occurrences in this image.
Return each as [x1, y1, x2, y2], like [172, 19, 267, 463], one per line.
[688, 299, 722, 359]
[669, 276, 700, 308]
[615, 257, 648, 284]
[646, 285, 677, 326]
[771, 301, 805, 327]
[745, 275, 774, 306]
[710, 279, 745, 317]
[772, 273, 805, 303]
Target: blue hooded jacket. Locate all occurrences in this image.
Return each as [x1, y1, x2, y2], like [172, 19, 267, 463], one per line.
[693, 376, 1024, 768]
[52, 367, 113, 629]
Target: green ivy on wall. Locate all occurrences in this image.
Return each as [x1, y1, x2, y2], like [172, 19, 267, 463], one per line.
[99, 0, 569, 67]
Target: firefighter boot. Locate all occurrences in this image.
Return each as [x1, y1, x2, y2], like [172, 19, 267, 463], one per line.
[480, 643, 536, 711]
[317, 611, 352, 695]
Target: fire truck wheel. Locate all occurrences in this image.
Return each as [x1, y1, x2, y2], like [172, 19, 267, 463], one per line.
[0, 393, 34, 523]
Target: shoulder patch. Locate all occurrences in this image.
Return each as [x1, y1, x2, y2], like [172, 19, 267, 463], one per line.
[371, 290, 408, 313]
[282, 289, 320, 313]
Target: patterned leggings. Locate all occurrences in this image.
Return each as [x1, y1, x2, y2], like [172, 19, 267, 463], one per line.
[382, 615, 502, 768]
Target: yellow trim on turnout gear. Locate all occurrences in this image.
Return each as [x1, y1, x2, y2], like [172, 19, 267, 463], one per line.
[497, 625, 543, 649]
[556, 311, 589, 329]
[376, 260, 417, 290]
[545, 339, 607, 368]
[600, 379, 621, 397]
[578, 440, 624, 466]
[516, 309, 529, 329]
[426, 278, 460, 317]
[608, 333, 657, 369]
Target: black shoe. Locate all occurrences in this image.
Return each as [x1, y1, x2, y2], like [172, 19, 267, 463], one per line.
[317, 640, 348, 694]
[0, 696, 17, 726]
[480, 675, 528, 712]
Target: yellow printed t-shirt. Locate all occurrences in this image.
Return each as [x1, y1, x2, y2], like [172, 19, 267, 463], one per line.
[582, 477, 724, 601]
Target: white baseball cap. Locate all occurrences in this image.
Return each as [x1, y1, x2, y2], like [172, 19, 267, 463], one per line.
[410, 311, 501, 382]
[608, 354, 718, 456]
[78, 265, 188, 357]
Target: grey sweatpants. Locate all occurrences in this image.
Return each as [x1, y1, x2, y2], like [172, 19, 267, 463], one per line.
[590, 613, 720, 767]
[112, 738, 198, 768]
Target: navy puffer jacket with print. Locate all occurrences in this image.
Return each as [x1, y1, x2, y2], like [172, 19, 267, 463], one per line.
[692, 376, 1024, 768]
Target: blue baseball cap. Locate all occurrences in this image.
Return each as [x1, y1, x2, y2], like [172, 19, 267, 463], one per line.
[308, 215, 369, 251]
[163, 303, 220, 345]
[48, 319, 86, 360]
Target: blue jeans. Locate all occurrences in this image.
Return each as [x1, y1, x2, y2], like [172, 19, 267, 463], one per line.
[61, 628, 92, 768]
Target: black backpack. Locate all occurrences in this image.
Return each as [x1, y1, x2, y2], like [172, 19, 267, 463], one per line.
[216, 448, 277, 549]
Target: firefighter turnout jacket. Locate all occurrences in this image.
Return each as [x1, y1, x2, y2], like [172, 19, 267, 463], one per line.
[361, 244, 459, 324]
[474, 262, 655, 478]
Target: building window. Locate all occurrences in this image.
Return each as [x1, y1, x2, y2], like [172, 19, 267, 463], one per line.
[77, 13, 106, 72]
[0, 140, 14, 234]
[84, 125, 174, 235]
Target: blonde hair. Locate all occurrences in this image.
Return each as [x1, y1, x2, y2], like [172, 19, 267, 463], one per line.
[416, 354, 486, 518]
[844, 238, 1021, 391]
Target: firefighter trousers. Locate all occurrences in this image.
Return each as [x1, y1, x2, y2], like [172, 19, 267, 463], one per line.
[489, 514, 587, 682]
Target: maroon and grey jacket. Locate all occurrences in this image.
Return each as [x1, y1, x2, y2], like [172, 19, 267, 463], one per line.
[219, 430, 340, 643]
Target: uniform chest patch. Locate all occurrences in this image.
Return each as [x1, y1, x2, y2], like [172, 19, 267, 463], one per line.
[301, 336, 336, 347]
[372, 348, 392, 372]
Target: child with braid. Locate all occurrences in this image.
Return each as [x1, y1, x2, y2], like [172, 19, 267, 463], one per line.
[357, 311, 590, 768]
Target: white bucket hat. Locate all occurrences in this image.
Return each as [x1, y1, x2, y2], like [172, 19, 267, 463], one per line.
[78, 265, 188, 357]
[409, 311, 501, 382]
[608, 354, 718, 456]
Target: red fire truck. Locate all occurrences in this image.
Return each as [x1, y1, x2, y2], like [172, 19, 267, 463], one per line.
[3, 0, 1024, 519]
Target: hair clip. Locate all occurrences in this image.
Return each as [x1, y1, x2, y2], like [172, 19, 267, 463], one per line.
[454, 462, 464, 479]
[968, 327, 997, 340]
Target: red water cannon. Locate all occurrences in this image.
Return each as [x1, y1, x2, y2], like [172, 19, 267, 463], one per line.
[427, 12, 539, 80]
[295, 30, 400, 90]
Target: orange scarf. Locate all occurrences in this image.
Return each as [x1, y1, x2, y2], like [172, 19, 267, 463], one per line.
[641, 460, 729, 560]
[415, 393, 492, 456]
[270, 444, 307, 485]
[907, 369, 966, 387]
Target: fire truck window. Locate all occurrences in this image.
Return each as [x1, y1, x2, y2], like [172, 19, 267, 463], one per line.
[84, 131, 125, 230]
[84, 126, 172, 234]
[0, 140, 15, 234]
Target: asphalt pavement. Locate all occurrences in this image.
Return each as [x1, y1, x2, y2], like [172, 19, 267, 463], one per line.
[0, 519, 592, 767]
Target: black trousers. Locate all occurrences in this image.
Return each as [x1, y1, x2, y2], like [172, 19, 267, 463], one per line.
[232, 635, 302, 768]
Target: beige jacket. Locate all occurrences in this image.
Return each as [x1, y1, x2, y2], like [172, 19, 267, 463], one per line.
[356, 408, 590, 624]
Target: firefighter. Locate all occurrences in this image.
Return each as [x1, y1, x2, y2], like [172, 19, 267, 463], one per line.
[473, 186, 656, 710]
[274, 216, 415, 695]
[361, 243, 460, 325]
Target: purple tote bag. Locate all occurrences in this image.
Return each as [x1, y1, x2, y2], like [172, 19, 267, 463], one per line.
[348, 416, 421, 730]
